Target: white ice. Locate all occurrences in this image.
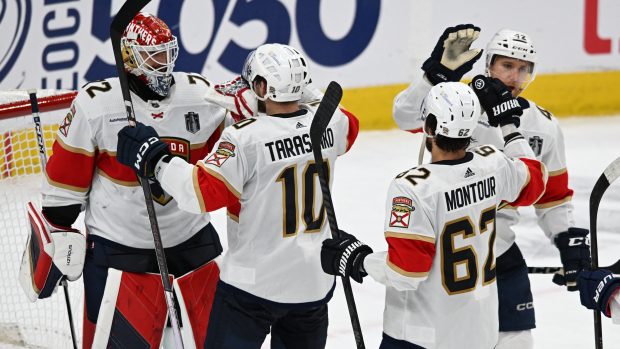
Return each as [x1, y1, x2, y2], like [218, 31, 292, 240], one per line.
[213, 115, 620, 349]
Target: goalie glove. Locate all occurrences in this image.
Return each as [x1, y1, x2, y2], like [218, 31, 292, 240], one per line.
[18, 202, 86, 302]
[422, 24, 483, 85]
[204, 76, 257, 122]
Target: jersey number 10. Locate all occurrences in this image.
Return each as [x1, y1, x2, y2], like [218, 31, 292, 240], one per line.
[276, 160, 330, 237]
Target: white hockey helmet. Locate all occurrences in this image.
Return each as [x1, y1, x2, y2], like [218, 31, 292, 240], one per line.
[422, 82, 480, 139]
[485, 29, 537, 91]
[242, 43, 310, 102]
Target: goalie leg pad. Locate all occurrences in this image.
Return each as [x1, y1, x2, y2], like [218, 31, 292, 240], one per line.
[18, 202, 85, 301]
[174, 260, 220, 348]
[91, 268, 170, 349]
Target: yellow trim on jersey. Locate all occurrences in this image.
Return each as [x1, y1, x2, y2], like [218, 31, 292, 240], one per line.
[45, 172, 90, 192]
[548, 168, 567, 177]
[227, 210, 239, 222]
[98, 149, 117, 156]
[498, 203, 518, 210]
[96, 169, 139, 187]
[534, 195, 573, 209]
[386, 258, 430, 278]
[192, 166, 207, 213]
[197, 162, 241, 198]
[190, 141, 207, 150]
[385, 231, 435, 244]
[55, 136, 95, 156]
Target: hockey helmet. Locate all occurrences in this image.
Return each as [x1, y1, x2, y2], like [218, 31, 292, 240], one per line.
[242, 43, 310, 102]
[485, 29, 537, 93]
[121, 12, 179, 97]
[422, 82, 480, 139]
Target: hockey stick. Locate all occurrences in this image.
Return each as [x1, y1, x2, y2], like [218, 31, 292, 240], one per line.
[589, 156, 620, 349]
[28, 89, 78, 349]
[310, 81, 365, 349]
[527, 259, 620, 274]
[110, 2, 184, 349]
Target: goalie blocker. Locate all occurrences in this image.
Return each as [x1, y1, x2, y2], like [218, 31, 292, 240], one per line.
[18, 202, 86, 301]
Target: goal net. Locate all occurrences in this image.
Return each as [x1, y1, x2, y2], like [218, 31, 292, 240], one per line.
[0, 89, 83, 348]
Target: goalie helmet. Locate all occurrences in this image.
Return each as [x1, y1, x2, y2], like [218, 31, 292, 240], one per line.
[422, 82, 480, 139]
[485, 29, 537, 93]
[242, 43, 310, 102]
[121, 12, 179, 97]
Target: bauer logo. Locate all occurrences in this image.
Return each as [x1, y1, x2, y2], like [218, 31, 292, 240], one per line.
[0, 0, 32, 83]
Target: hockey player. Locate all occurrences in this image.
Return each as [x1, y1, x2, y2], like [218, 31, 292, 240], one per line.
[579, 269, 620, 324]
[391, 25, 591, 348]
[321, 81, 548, 348]
[116, 43, 359, 349]
[19, 12, 230, 348]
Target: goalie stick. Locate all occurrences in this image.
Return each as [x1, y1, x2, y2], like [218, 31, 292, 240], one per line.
[110, 1, 184, 348]
[527, 259, 620, 274]
[310, 81, 365, 349]
[28, 90, 78, 349]
[589, 156, 620, 349]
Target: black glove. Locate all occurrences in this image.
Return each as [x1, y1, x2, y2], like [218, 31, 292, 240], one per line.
[553, 228, 591, 291]
[421, 24, 483, 85]
[321, 231, 373, 283]
[471, 75, 523, 128]
[578, 269, 620, 317]
[117, 123, 170, 178]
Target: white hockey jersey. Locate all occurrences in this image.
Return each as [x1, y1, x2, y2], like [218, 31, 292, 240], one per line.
[363, 143, 547, 349]
[158, 105, 359, 305]
[393, 71, 575, 254]
[42, 72, 229, 248]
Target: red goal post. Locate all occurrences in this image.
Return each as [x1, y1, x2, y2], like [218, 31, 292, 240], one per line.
[0, 89, 82, 348]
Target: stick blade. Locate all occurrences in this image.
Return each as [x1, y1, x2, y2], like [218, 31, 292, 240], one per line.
[310, 81, 343, 144]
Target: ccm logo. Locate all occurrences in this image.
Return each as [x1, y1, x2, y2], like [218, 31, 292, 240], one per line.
[516, 302, 534, 311]
[568, 236, 590, 246]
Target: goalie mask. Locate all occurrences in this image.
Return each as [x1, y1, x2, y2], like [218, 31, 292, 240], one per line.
[422, 82, 480, 139]
[242, 43, 310, 102]
[485, 29, 537, 96]
[122, 12, 179, 97]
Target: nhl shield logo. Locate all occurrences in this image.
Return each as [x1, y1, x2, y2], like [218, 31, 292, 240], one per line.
[185, 112, 200, 134]
[389, 196, 415, 228]
[528, 136, 543, 156]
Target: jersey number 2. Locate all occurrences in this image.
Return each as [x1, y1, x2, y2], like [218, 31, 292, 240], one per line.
[276, 160, 330, 237]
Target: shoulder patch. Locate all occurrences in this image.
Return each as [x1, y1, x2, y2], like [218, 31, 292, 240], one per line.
[389, 196, 414, 228]
[58, 105, 76, 137]
[206, 141, 236, 167]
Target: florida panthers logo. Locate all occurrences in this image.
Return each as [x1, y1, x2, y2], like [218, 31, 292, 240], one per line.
[0, 0, 32, 84]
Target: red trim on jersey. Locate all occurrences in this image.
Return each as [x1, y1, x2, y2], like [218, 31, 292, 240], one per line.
[45, 141, 95, 190]
[535, 170, 573, 206]
[508, 158, 547, 207]
[386, 236, 435, 274]
[196, 167, 240, 212]
[96, 152, 138, 183]
[407, 128, 423, 134]
[340, 108, 359, 152]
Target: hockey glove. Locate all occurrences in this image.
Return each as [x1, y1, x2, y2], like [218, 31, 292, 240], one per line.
[553, 228, 591, 291]
[471, 75, 523, 128]
[321, 231, 373, 283]
[204, 76, 257, 122]
[421, 24, 483, 85]
[117, 123, 170, 178]
[578, 269, 620, 317]
[18, 202, 86, 301]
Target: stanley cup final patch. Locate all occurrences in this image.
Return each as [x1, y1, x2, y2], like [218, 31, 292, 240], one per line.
[206, 141, 236, 167]
[185, 111, 200, 134]
[390, 196, 414, 228]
